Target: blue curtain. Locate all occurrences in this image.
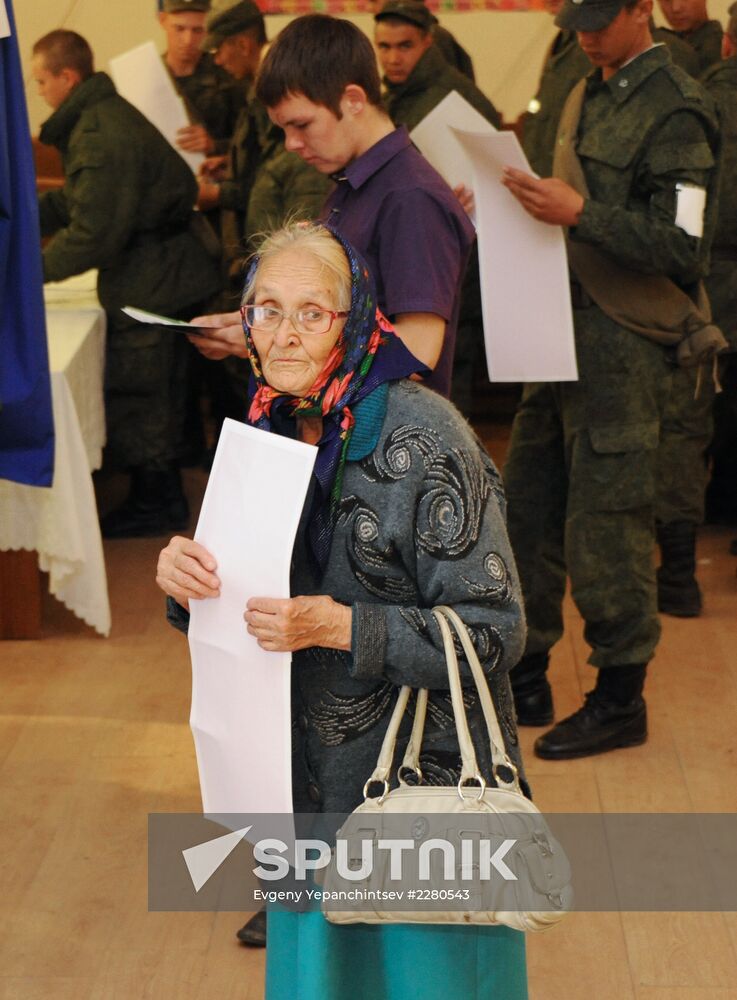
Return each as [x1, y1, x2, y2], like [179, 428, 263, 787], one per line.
[0, 0, 54, 487]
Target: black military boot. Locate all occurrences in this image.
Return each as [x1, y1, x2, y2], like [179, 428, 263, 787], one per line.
[511, 651, 554, 727]
[656, 521, 702, 618]
[236, 909, 266, 947]
[100, 467, 189, 539]
[534, 664, 647, 760]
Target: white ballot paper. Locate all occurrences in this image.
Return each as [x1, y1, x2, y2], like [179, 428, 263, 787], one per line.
[188, 418, 317, 817]
[410, 90, 497, 202]
[453, 128, 578, 383]
[109, 41, 203, 173]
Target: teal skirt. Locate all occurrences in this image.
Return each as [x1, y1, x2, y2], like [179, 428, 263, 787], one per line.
[265, 909, 528, 1000]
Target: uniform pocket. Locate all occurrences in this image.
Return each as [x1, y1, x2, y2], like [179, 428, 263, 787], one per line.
[580, 420, 660, 511]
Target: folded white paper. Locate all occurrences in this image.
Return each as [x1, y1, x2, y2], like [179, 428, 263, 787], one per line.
[452, 128, 578, 383]
[109, 41, 203, 173]
[410, 90, 497, 225]
[188, 418, 317, 816]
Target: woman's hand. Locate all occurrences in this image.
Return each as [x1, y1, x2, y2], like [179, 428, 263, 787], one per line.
[187, 311, 247, 360]
[156, 536, 220, 610]
[244, 596, 352, 652]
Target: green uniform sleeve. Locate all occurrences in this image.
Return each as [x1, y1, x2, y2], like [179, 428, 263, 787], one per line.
[38, 188, 70, 237]
[572, 109, 716, 282]
[42, 147, 143, 283]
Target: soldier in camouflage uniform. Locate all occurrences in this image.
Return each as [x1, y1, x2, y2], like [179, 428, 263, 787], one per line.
[523, 0, 698, 178]
[658, 0, 724, 74]
[523, 2, 708, 619]
[33, 30, 221, 537]
[501, 0, 720, 758]
[159, 0, 243, 156]
[702, 6, 737, 530]
[374, 0, 500, 131]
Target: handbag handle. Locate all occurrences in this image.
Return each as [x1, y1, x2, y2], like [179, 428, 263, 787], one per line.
[362, 606, 520, 802]
[435, 605, 520, 791]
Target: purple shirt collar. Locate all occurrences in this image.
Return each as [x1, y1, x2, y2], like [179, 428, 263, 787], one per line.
[332, 126, 412, 190]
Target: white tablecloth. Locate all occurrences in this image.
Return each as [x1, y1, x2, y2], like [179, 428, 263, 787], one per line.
[0, 272, 111, 635]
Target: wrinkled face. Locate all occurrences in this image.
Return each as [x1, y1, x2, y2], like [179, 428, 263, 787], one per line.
[212, 31, 261, 80]
[658, 0, 708, 33]
[268, 92, 360, 174]
[249, 249, 347, 397]
[577, 3, 649, 71]
[374, 22, 433, 84]
[160, 12, 206, 64]
[31, 54, 78, 110]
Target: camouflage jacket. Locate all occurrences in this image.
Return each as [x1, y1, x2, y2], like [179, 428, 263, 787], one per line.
[431, 23, 475, 81]
[660, 19, 724, 76]
[651, 27, 700, 77]
[523, 29, 699, 178]
[702, 57, 737, 254]
[702, 57, 737, 345]
[220, 93, 329, 263]
[246, 134, 331, 250]
[164, 51, 244, 142]
[38, 72, 220, 314]
[522, 29, 591, 177]
[567, 46, 720, 287]
[382, 44, 501, 133]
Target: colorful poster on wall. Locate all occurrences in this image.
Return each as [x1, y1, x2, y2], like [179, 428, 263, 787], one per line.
[260, 1, 546, 13]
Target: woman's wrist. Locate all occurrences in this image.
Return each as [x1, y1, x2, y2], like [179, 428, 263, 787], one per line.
[326, 599, 352, 652]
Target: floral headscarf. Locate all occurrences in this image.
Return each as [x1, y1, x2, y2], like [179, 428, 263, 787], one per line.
[243, 224, 427, 573]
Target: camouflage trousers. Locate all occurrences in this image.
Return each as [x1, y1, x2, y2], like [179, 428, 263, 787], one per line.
[503, 307, 672, 669]
[655, 363, 714, 525]
[104, 313, 193, 471]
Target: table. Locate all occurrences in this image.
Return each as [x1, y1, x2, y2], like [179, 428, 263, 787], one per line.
[0, 272, 111, 636]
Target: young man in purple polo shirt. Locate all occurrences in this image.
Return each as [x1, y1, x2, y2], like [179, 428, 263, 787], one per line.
[189, 13, 474, 398]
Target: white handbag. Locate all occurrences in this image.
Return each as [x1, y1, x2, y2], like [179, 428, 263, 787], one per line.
[322, 605, 572, 931]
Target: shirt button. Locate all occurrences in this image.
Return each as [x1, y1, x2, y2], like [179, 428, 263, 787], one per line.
[618, 78, 629, 88]
[307, 782, 322, 805]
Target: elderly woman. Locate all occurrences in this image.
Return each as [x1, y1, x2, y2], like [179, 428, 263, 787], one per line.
[157, 223, 528, 1000]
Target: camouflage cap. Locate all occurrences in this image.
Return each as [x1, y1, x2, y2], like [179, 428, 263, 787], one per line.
[556, 0, 629, 32]
[374, 0, 437, 32]
[162, 0, 211, 12]
[202, 0, 265, 49]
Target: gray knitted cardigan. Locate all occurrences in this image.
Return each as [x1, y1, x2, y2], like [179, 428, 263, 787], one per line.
[168, 379, 528, 812]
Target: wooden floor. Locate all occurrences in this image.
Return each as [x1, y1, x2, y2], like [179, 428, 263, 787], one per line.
[1, 429, 737, 1000]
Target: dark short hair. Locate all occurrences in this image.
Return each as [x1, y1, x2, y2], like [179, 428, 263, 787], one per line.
[256, 14, 382, 118]
[33, 30, 94, 79]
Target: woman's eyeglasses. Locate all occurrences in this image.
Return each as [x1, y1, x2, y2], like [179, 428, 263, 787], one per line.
[241, 305, 349, 336]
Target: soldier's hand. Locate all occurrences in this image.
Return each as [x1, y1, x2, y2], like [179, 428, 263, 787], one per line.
[176, 124, 215, 155]
[199, 155, 227, 181]
[197, 181, 221, 212]
[187, 312, 248, 360]
[502, 168, 584, 227]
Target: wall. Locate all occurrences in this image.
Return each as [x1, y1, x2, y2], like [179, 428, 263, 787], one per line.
[15, 0, 735, 135]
